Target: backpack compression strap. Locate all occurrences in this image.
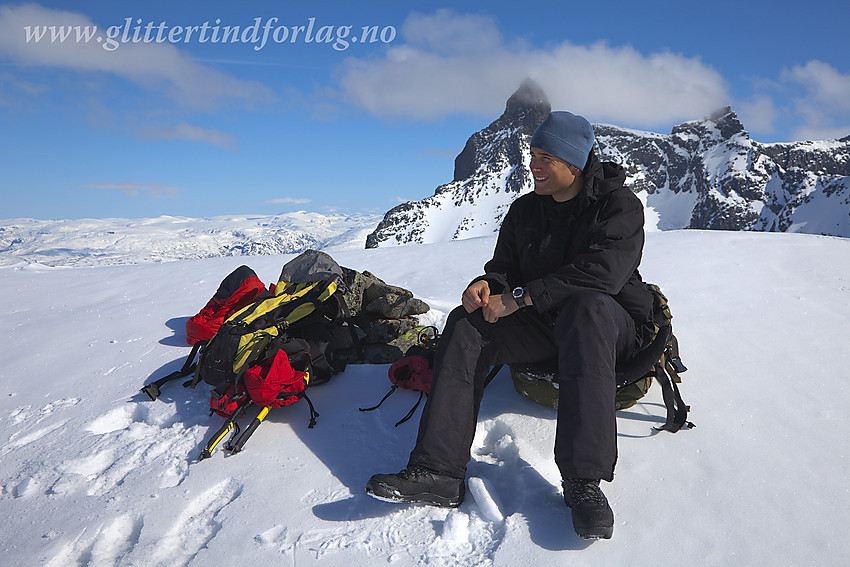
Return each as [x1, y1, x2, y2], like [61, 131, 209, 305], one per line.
[359, 363, 420, 427]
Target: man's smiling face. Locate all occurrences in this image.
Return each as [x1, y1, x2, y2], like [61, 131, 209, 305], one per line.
[530, 147, 582, 201]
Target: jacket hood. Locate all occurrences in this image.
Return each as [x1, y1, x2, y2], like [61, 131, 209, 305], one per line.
[582, 151, 626, 202]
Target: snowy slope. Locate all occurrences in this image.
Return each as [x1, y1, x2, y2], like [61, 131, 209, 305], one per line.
[1, 231, 848, 566]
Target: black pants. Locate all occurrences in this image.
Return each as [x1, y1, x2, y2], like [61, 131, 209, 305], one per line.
[409, 290, 636, 482]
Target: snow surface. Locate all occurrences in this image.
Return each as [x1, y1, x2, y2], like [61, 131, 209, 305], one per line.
[1, 230, 849, 566]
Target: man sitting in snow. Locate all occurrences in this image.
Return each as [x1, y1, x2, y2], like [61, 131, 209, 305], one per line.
[366, 111, 655, 540]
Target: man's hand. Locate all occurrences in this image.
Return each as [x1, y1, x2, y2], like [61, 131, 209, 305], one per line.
[481, 294, 518, 323]
[462, 281, 520, 322]
[462, 280, 491, 313]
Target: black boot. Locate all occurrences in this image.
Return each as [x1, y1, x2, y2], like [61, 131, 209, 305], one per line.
[366, 465, 465, 508]
[563, 478, 614, 540]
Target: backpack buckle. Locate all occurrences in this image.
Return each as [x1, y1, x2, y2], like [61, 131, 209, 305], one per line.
[668, 356, 687, 373]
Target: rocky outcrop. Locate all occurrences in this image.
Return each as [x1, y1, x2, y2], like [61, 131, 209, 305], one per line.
[594, 106, 850, 234]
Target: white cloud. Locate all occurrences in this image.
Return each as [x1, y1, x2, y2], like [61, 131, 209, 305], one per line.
[334, 10, 729, 128]
[138, 122, 238, 151]
[736, 95, 778, 134]
[0, 4, 275, 110]
[266, 197, 312, 205]
[790, 124, 850, 142]
[82, 182, 185, 198]
[401, 9, 503, 55]
[784, 60, 850, 112]
[782, 60, 850, 140]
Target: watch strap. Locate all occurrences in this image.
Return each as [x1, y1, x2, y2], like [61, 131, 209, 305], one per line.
[512, 287, 526, 309]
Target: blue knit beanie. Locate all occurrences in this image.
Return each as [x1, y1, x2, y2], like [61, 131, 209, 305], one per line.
[530, 111, 595, 169]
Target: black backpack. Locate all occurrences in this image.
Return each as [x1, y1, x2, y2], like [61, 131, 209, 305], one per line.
[507, 283, 693, 432]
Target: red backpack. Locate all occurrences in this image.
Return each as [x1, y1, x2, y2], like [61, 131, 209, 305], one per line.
[208, 348, 313, 417]
[185, 265, 268, 345]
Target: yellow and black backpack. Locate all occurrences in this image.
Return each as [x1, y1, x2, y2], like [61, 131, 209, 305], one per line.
[192, 264, 346, 395]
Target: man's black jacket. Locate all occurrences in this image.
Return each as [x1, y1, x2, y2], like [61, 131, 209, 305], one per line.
[479, 152, 655, 349]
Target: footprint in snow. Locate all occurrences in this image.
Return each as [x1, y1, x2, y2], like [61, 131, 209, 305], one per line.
[44, 403, 200, 497]
[145, 477, 243, 567]
[44, 514, 144, 567]
[4, 397, 81, 443]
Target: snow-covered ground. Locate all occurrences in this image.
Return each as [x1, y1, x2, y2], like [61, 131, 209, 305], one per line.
[1, 230, 848, 566]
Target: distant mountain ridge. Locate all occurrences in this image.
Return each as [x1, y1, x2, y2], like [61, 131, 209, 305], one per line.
[596, 107, 850, 234]
[0, 211, 380, 267]
[366, 80, 850, 247]
[5, 85, 848, 268]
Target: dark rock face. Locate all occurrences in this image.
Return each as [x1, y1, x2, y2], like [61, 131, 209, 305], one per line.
[453, 78, 551, 184]
[366, 83, 850, 245]
[594, 106, 850, 234]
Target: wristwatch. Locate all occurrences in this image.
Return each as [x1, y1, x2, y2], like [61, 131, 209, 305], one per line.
[511, 287, 528, 309]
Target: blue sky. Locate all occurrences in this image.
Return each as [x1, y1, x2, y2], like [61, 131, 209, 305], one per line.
[1, 0, 848, 220]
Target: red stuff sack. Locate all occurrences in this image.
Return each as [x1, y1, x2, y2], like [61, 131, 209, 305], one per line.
[243, 349, 309, 408]
[209, 383, 246, 418]
[359, 355, 433, 426]
[388, 356, 432, 395]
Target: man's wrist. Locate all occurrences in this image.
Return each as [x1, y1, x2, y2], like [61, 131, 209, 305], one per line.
[511, 287, 528, 309]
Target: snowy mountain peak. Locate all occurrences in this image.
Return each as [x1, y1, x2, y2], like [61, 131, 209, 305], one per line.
[366, 80, 550, 248]
[505, 77, 549, 111]
[452, 78, 550, 183]
[367, 86, 850, 246]
[672, 105, 748, 144]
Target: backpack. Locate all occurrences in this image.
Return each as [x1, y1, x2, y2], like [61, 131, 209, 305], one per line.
[200, 338, 320, 459]
[190, 265, 346, 395]
[141, 264, 272, 402]
[141, 250, 355, 457]
[185, 265, 269, 346]
[508, 283, 693, 432]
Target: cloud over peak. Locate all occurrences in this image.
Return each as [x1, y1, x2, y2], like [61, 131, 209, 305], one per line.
[335, 10, 728, 129]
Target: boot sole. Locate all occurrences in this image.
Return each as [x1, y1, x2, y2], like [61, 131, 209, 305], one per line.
[565, 499, 614, 540]
[365, 480, 463, 508]
[574, 525, 613, 540]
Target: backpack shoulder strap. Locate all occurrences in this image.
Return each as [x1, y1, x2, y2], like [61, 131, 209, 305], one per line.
[653, 335, 695, 432]
[141, 339, 204, 400]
